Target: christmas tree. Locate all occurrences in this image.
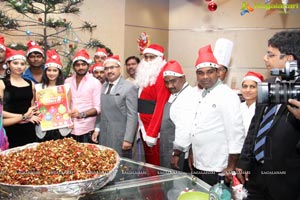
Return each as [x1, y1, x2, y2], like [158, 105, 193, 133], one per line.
[0, 0, 112, 76]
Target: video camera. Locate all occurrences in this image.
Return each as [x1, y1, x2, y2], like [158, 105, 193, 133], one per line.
[257, 60, 300, 105]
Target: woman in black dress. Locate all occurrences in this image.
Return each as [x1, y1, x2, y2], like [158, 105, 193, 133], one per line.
[0, 48, 40, 148]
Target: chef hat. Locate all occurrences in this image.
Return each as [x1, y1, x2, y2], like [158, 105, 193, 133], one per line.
[103, 55, 121, 66]
[72, 49, 92, 65]
[163, 60, 184, 77]
[91, 62, 105, 72]
[26, 40, 44, 57]
[45, 49, 62, 70]
[242, 71, 264, 83]
[0, 36, 6, 51]
[213, 38, 233, 68]
[143, 44, 164, 57]
[5, 48, 26, 62]
[94, 48, 108, 57]
[195, 45, 218, 69]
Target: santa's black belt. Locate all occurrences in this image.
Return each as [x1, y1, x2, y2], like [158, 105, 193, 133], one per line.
[138, 99, 156, 114]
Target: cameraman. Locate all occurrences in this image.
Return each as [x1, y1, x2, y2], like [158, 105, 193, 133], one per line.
[236, 30, 300, 200]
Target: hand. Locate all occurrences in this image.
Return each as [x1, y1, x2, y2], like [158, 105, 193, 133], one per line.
[25, 105, 38, 119]
[235, 167, 250, 185]
[145, 141, 155, 147]
[222, 167, 234, 183]
[28, 115, 41, 124]
[287, 99, 300, 120]
[170, 155, 180, 170]
[70, 109, 80, 119]
[91, 131, 99, 143]
[122, 141, 132, 150]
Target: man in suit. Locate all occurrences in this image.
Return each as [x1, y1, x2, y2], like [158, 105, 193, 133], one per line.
[91, 55, 138, 158]
[236, 30, 300, 200]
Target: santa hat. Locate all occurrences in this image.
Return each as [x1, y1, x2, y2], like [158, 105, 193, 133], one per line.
[242, 71, 264, 83]
[0, 36, 6, 51]
[94, 48, 108, 57]
[45, 49, 62, 70]
[213, 38, 233, 68]
[195, 45, 218, 69]
[5, 48, 26, 62]
[143, 44, 164, 57]
[163, 60, 184, 77]
[103, 55, 121, 66]
[72, 49, 92, 65]
[26, 40, 44, 57]
[91, 62, 105, 72]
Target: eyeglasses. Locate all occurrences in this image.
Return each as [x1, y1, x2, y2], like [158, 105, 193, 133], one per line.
[266, 51, 286, 59]
[144, 55, 157, 60]
[218, 66, 227, 72]
[104, 65, 120, 71]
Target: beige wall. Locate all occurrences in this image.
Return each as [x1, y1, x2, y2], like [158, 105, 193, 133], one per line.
[124, 0, 169, 62]
[168, 0, 300, 87]
[1, 0, 300, 87]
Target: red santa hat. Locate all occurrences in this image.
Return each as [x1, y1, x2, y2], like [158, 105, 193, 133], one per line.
[195, 45, 218, 69]
[143, 44, 164, 57]
[103, 55, 121, 66]
[94, 47, 108, 57]
[72, 49, 92, 65]
[45, 49, 62, 70]
[242, 71, 264, 83]
[5, 48, 26, 62]
[213, 38, 233, 68]
[26, 40, 44, 57]
[91, 62, 105, 72]
[163, 60, 184, 77]
[0, 36, 6, 51]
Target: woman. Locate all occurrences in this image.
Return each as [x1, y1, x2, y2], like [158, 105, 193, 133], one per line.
[35, 49, 72, 141]
[0, 48, 40, 148]
[240, 71, 264, 135]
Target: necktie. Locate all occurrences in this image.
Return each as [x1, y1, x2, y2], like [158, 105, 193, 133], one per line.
[202, 89, 209, 97]
[254, 105, 277, 163]
[106, 83, 114, 94]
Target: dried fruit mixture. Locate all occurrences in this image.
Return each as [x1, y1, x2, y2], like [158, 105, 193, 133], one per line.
[0, 138, 117, 185]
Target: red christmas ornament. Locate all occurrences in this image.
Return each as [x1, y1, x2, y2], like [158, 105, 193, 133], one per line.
[208, 1, 217, 11]
[38, 17, 43, 22]
[69, 44, 73, 48]
[63, 18, 66, 22]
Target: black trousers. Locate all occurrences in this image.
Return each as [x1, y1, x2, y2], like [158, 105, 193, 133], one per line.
[71, 131, 95, 143]
[192, 167, 219, 186]
[247, 162, 300, 200]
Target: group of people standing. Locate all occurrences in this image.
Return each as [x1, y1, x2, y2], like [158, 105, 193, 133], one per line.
[0, 30, 300, 200]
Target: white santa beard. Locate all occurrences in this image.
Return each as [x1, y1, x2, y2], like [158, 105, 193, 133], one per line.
[135, 57, 166, 88]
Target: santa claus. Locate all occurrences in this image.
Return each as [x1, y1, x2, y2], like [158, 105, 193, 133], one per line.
[136, 44, 170, 166]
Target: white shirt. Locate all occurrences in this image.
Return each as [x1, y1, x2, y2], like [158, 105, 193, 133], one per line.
[190, 84, 245, 172]
[240, 101, 256, 136]
[170, 83, 199, 152]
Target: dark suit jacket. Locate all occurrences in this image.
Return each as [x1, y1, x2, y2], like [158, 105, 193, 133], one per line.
[95, 76, 138, 156]
[237, 78, 300, 199]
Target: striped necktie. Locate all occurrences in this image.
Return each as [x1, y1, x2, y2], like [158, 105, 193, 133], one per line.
[254, 104, 277, 163]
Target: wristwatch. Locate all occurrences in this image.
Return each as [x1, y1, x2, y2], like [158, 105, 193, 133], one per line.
[80, 112, 86, 119]
[22, 114, 27, 121]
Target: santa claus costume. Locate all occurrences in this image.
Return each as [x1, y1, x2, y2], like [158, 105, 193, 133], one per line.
[136, 44, 170, 166]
